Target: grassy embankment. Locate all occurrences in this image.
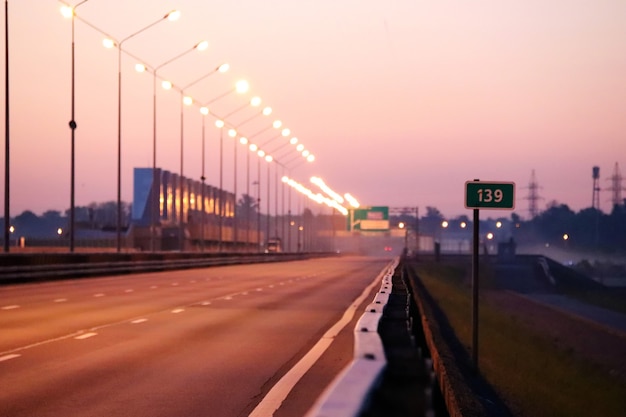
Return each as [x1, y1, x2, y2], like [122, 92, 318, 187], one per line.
[412, 262, 625, 417]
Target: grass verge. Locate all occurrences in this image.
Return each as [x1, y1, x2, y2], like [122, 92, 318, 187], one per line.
[412, 261, 626, 417]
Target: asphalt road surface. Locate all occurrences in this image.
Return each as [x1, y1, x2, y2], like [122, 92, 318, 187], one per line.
[0, 256, 391, 417]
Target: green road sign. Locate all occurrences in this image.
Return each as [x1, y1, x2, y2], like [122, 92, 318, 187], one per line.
[348, 206, 389, 231]
[465, 181, 515, 210]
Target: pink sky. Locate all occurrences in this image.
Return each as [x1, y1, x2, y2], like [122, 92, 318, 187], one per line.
[1, 0, 625, 219]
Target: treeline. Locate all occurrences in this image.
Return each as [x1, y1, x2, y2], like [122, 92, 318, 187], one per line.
[2, 201, 132, 238]
[392, 202, 626, 254]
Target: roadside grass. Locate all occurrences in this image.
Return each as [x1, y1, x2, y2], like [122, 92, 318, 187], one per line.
[412, 262, 626, 417]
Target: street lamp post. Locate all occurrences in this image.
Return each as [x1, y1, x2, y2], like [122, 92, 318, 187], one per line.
[219, 96, 261, 251]
[197, 80, 249, 251]
[60, 0, 93, 252]
[176, 64, 229, 252]
[2, 0, 10, 253]
[105, 9, 180, 253]
[135, 41, 211, 252]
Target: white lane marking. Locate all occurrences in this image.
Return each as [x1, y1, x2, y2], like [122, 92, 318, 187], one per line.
[171, 283, 179, 286]
[75, 332, 97, 340]
[248, 264, 389, 417]
[0, 354, 21, 362]
[269, 285, 275, 288]
[150, 286, 158, 289]
[223, 296, 233, 300]
[2, 305, 20, 310]
[94, 293, 105, 297]
[171, 308, 185, 314]
[190, 280, 196, 283]
[125, 289, 134, 293]
[131, 318, 148, 324]
[54, 298, 67, 303]
[201, 301, 211, 306]
[256, 288, 263, 292]
[241, 292, 249, 295]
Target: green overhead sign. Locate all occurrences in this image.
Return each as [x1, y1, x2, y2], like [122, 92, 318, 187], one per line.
[465, 181, 515, 210]
[348, 206, 389, 231]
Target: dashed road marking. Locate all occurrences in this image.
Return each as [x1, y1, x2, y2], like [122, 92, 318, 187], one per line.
[131, 318, 148, 324]
[2, 305, 20, 310]
[54, 298, 67, 303]
[0, 354, 21, 362]
[171, 308, 185, 314]
[94, 293, 105, 297]
[125, 289, 134, 293]
[75, 332, 97, 340]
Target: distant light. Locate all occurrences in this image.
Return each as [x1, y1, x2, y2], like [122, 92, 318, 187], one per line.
[249, 144, 258, 152]
[135, 64, 147, 73]
[215, 120, 225, 128]
[265, 155, 273, 162]
[200, 107, 209, 116]
[281, 128, 290, 137]
[250, 96, 262, 107]
[399, 222, 405, 229]
[441, 220, 449, 228]
[57, 228, 63, 235]
[344, 193, 360, 208]
[563, 233, 569, 241]
[486, 232, 494, 240]
[306, 154, 315, 162]
[235, 80, 249, 93]
[228, 129, 237, 137]
[195, 40, 209, 51]
[460, 221, 467, 228]
[183, 96, 193, 106]
[166, 10, 181, 21]
[218, 63, 230, 73]
[162, 80, 172, 90]
[296, 144, 304, 152]
[272, 120, 282, 129]
[60, 5, 73, 18]
[257, 150, 265, 157]
[262, 107, 272, 116]
[496, 221, 502, 228]
[239, 137, 248, 145]
[102, 38, 116, 49]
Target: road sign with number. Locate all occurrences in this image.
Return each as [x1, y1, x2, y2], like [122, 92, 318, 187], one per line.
[465, 181, 515, 210]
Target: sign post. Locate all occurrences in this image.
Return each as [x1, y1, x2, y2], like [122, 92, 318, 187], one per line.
[464, 180, 515, 373]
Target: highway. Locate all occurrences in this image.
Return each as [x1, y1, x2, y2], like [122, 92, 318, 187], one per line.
[0, 256, 391, 417]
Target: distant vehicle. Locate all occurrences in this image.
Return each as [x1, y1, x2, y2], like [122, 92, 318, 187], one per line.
[265, 237, 282, 253]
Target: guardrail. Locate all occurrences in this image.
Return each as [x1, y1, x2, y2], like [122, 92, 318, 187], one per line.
[0, 252, 328, 284]
[306, 259, 405, 416]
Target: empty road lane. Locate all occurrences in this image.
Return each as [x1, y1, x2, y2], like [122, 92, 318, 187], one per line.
[0, 256, 390, 417]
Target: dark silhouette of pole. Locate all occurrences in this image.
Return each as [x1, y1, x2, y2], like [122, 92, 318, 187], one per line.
[3, 0, 9, 253]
